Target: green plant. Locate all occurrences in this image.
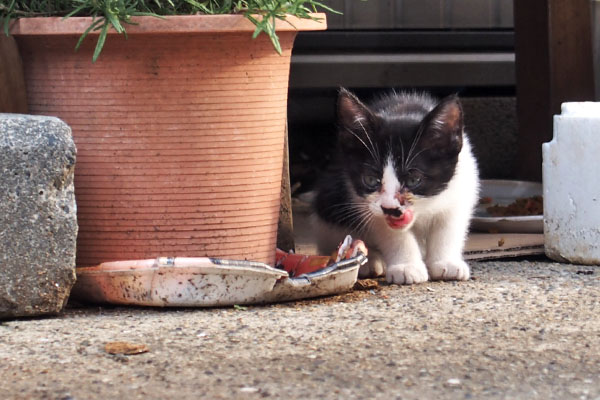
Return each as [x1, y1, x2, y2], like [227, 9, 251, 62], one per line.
[1, 0, 336, 61]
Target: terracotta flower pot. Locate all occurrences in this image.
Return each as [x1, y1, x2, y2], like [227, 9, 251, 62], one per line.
[11, 15, 326, 266]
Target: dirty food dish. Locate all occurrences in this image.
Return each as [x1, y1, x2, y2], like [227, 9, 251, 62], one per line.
[470, 180, 543, 233]
[72, 237, 367, 307]
[72, 258, 288, 307]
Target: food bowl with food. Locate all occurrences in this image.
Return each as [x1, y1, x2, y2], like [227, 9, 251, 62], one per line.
[471, 180, 543, 233]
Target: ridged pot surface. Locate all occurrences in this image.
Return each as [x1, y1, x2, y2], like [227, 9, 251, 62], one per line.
[13, 16, 324, 266]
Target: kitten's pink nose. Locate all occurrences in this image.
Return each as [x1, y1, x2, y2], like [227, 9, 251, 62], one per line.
[381, 206, 403, 218]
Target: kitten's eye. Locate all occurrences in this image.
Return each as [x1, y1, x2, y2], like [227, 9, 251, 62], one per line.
[362, 174, 381, 190]
[405, 170, 423, 188]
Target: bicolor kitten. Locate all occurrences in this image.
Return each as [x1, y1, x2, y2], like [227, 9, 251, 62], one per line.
[312, 88, 479, 284]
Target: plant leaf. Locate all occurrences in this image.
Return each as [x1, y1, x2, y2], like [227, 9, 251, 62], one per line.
[92, 21, 110, 63]
[75, 18, 104, 51]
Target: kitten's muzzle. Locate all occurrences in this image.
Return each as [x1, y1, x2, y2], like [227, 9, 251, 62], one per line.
[381, 206, 404, 218]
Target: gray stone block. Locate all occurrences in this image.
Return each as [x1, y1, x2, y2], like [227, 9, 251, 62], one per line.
[0, 114, 77, 319]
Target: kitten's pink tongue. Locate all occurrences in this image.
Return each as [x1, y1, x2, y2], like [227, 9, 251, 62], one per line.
[386, 209, 413, 229]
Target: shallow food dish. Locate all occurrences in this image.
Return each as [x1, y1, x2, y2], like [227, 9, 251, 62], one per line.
[71, 236, 367, 307]
[470, 179, 543, 234]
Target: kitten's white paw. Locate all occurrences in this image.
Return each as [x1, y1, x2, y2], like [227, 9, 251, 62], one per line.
[359, 258, 385, 278]
[359, 251, 385, 278]
[386, 261, 429, 285]
[427, 259, 470, 281]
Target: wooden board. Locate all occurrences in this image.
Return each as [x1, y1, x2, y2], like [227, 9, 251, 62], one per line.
[464, 233, 544, 260]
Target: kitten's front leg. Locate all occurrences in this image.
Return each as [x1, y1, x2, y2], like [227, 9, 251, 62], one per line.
[384, 233, 429, 285]
[425, 215, 470, 281]
[359, 249, 385, 278]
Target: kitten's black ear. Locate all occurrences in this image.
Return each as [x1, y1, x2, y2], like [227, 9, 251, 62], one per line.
[337, 88, 377, 151]
[420, 95, 464, 157]
[337, 88, 376, 129]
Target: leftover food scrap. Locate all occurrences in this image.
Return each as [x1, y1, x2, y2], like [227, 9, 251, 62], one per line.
[486, 195, 543, 217]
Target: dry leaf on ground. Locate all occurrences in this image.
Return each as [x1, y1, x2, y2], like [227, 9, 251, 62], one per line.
[105, 341, 149, 355]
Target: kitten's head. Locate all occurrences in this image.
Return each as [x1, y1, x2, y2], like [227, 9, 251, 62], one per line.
[335, 88, 464, 231]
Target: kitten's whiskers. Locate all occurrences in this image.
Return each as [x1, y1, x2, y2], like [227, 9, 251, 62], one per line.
[405, 125, 425, 169]
[405, 146, 431, 168]
[398, 137, 406, 170]
[353, 210, 374, 237]
[320, 201, 369, 213]
[356, 119, 380, 163]
[324, 202, 373, 237]
[344, 127, 378, 162]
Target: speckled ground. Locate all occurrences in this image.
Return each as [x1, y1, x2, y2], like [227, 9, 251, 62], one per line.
[1, 260, 599, 399]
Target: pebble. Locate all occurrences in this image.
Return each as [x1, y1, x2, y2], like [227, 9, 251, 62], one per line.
[446, 378, 461, 387]
[239, 387, 259, 393]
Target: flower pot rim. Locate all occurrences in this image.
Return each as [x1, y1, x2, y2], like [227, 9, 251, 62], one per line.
[9, 13, 327, 36]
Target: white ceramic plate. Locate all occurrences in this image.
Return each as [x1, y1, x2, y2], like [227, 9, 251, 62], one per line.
[470, 179, 543, 233]
[72, 258, 288, 307]
[71, 246, 366, 307]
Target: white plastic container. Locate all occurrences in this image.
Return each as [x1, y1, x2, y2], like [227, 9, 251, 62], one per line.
[542, 102, 600, 264]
